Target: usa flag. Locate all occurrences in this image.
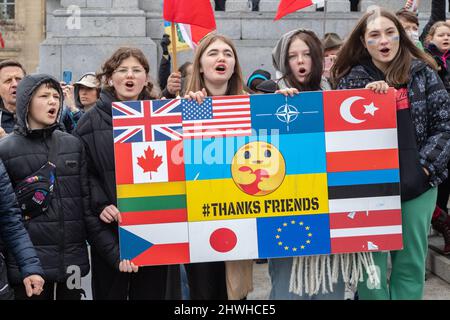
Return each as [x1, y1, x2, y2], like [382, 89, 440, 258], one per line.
[182, 95, 251, 139]
[112, 99, 183, 143]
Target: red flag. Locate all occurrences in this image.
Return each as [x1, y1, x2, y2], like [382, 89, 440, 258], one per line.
[163, 0, 216, 30]
[323, 88, 397, 132]
[0, 32, 5, 49]
[330, 209, 403, 254]
[275, 0, 319, 20]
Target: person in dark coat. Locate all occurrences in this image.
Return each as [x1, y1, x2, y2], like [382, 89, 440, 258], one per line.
[332, 8, 450, 299]
[75, 47, 180, 300]
[0, 60, 26, 138]
[0, 159, 45, 299]
[0, 74, 93, 300]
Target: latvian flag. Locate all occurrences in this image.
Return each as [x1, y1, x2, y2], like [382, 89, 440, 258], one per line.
[323, 88, 403, 254]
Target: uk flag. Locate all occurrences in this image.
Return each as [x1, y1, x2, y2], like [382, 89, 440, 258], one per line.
[112, 99, 183, 143]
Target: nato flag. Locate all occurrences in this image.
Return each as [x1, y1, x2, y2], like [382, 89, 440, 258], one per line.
[250, 92, 324, 135]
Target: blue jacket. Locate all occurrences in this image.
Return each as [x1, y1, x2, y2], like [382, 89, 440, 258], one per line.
[0, 159, 43, 279]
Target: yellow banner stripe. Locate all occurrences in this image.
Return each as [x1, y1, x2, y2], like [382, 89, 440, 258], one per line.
[186, 173, 329, 222]
[117, 181, 186, 198]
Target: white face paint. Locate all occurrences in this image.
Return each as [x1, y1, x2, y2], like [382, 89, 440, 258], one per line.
[364, 16, 400, 72]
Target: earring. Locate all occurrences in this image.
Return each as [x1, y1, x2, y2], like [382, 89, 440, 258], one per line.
[109, 80, 113, 86]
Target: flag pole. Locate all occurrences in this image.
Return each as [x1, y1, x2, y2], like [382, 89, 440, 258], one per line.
[170, 22, 180, 96]
[322, 1, 327, 37]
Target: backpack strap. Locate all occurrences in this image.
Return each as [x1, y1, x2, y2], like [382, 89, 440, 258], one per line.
[48, 131, 60, 165]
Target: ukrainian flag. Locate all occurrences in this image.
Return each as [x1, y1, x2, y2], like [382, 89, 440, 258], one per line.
[185, 134, 329, 222]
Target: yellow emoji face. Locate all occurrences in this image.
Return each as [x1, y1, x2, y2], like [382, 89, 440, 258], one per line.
[231, 141, 286, 196]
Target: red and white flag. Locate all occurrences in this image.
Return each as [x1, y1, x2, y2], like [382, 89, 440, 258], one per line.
[329, 209, 403, 254]
[114, 140, 185, 185]
[324, 89, 399, 173]
[188, 219, 259, 262]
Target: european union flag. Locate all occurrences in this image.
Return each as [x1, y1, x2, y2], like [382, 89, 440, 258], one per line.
[257, 214, 331, 258]
[250, 92, 324, 135]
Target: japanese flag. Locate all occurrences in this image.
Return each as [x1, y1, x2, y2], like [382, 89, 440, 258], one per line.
[188, 219, 259, 262]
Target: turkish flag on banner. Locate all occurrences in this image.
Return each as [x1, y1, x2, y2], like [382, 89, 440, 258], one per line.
[163, 0, 216, 30]
[323, 88, 397, 132]
[275, 0, 322, 20]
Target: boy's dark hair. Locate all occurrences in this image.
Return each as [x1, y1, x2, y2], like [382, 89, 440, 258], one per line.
[0, 60, 26, 75]
[395, 9, 419, 27]
[37, 80, 61, 94]
[30, 80, 63, 106]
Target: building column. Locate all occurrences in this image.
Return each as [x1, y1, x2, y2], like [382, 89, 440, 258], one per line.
[326, 0, 350, 12]
[39, 0, 157, 80]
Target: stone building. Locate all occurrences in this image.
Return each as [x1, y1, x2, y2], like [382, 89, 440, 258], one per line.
[0, 0, 46, 73]
[34, 0, 450, 82]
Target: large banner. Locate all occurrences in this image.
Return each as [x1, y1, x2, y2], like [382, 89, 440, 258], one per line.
[113, 89, 403, 266]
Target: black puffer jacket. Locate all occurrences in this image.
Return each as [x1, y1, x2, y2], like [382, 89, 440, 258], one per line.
[74, 89, 121, 269]
[75, 89, 158, 269]
[0, 74, 90, 284]
[0, 159, 44, 280]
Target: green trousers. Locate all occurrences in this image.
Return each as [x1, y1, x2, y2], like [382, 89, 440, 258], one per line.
[358, 187, 437, 300]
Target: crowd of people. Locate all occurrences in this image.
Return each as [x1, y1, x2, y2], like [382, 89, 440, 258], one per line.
[0, 0, 450, 301]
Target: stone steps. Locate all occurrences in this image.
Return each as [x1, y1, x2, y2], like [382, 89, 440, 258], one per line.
[427, 235, 450, 284]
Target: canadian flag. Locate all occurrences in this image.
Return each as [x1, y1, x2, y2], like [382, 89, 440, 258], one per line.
[114, 140, 185, 185]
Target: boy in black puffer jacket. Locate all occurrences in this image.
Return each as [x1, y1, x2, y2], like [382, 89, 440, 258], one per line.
[0, 74, 99, 300]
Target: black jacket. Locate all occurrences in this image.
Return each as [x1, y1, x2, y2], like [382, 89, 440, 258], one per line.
[337, 60, 450, 191]
[0, 74, 90, 284]
[0, 100, 16, 135]
[426, 43, 450, 94]
[74, 89, 122, 269]
[0, 159, 44, 280]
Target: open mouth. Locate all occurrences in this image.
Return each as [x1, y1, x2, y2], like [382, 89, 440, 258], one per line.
[298, 67, 307, 75]
[48, 108, 57, 117]
[125, 81, 135, 89]
[215, 64, 227, 73]
[380, 48, 390, 54]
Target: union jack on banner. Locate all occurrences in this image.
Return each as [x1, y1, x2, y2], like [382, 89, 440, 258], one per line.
[112, 99, 183, 143]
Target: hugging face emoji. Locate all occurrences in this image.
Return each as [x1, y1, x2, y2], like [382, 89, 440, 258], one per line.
[231, 141, 286, 196]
